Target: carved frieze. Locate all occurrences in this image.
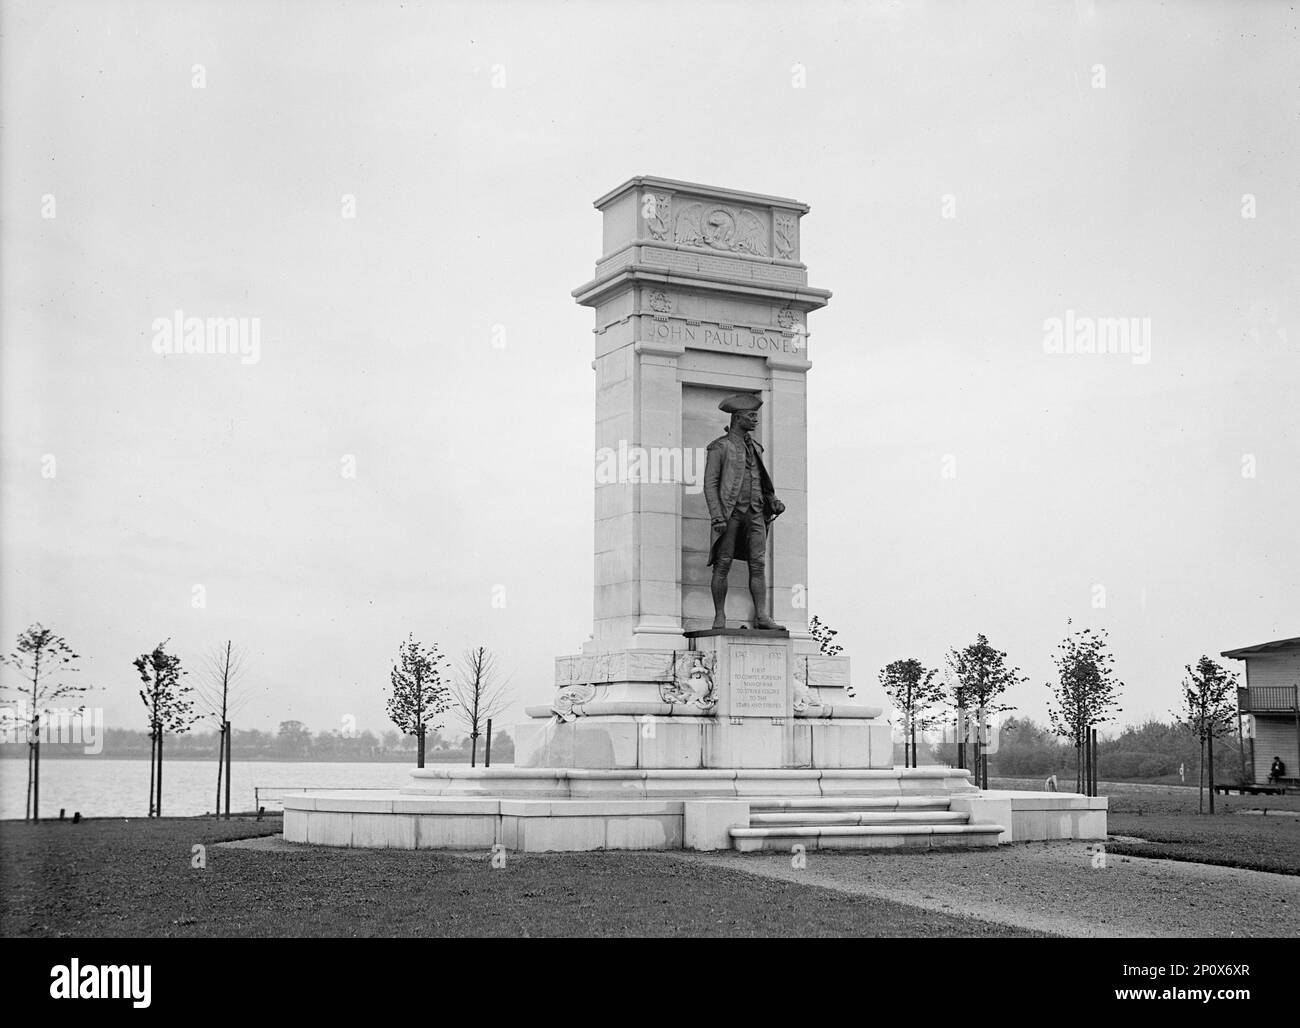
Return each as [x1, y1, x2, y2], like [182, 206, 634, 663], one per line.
[555, 650, 678, 686]
[674, 203, 769, 257]
[792, 655, 851, 688]
[639, 247, 806, 285]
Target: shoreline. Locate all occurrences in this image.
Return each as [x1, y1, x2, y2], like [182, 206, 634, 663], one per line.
[0, 755, 507, 764]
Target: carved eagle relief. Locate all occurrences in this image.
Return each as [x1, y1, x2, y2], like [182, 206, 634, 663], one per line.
[675, 203, 705, 247]
[674, 203, 769, 257]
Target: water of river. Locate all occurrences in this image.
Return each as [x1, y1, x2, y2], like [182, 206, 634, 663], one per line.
[0, 758, 504, 820]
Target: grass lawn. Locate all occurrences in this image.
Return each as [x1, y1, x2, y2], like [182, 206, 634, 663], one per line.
[991, 776, 1300, 875]
[1105, 789, 1300, 875]
[0, 816, 1042, 938]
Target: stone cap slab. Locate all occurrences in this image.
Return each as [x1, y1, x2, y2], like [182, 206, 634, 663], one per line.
[585, 176, 816, 283]
[594, 176, 810, 214]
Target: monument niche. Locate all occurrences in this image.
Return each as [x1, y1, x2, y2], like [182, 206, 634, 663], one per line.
[512, 175, 892, 770]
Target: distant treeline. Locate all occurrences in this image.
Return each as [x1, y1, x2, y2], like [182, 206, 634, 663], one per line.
[3, 715, 1235, 782]
[912, 716, 1240, 783]
[0, 721, 515, 763]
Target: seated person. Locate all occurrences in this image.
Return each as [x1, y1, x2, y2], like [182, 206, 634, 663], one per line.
[1269, 756, 1286, 783]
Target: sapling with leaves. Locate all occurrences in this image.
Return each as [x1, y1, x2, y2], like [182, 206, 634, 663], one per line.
[386, 635, 453, 768]
[1047, 622, 1123, 793]
[808, 614, 854, 696]
[1175, 656, 1238, 814]
[879, 658, 945, 768]
[134, 640, 198, 817]
[946, 633, 1024, 784]
[0, 624, 90, 822]
[808, 615, 844, 656]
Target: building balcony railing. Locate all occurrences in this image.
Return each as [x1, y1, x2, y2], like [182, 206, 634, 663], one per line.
[1238, 685, 1300, 713]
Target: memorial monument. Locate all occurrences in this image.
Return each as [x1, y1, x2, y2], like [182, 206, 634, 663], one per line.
[513, 175, 891, 772]
[283, 176, 1107, 852]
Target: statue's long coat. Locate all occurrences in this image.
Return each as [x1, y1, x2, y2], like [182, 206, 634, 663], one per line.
[703, 432, 776, 567]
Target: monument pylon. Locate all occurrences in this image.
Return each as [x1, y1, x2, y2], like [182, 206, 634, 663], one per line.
[515, 176, 891, 770]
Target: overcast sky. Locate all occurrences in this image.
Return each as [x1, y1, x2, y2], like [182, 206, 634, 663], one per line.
[2, 0, 1296, 741]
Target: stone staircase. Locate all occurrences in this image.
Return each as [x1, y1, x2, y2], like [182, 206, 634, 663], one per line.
[729, 796, 1004, 852]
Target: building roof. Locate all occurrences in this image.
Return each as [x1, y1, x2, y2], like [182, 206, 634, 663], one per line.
[1221, 636, 1300, 659]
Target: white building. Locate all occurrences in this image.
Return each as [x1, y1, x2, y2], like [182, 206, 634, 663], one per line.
[1222, 636, 1300, 787]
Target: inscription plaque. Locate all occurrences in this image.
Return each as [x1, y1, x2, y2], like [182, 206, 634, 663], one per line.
[641, 315, 804, 356]
[729, 643, 788, 718]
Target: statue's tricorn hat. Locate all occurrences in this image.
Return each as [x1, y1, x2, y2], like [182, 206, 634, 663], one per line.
[718, 393, 762, 414]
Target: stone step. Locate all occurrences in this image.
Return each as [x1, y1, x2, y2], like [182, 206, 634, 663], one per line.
[750, 811, 970, 826]
[730, 823, 1004, 852]
[748, 796, 952, 812]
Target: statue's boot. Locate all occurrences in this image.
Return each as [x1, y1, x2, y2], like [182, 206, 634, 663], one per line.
[749, 567, 781, 630]
[710, 558, 731, 629]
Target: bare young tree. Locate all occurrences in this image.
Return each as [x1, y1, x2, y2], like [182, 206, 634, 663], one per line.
[1176, 655, 1239, 814]
[386, 635, 452, 768]
[193, 641, 253, 818]
[0, 624, 90, 822]
[1047, 622, 1123, 794]
[879, 658, 944, 768]
[134, 640, 199, 817]
[451, 647, 512, 767]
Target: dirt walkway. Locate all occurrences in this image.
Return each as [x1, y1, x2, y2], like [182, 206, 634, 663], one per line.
[672, 842, 1300, 937]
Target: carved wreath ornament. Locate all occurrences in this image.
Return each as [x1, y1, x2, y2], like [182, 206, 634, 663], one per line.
[659, 652, 718, 710]
[552, 683, 596, 723]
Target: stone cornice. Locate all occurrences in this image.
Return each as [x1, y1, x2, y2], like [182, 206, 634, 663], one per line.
[573, 265, 832, 311]
[593, 175, 811, 214]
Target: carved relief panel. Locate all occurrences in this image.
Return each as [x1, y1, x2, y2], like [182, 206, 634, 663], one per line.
[639, 189, 803, 263]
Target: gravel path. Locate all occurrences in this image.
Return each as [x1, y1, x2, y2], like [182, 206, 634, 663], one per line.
[672, 842, 1300, 937]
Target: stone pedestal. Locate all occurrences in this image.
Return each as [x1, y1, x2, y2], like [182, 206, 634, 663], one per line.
[517, 628, 891, 769]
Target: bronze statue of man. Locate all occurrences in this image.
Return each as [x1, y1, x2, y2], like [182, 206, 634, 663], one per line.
[704, 393, 786, 630]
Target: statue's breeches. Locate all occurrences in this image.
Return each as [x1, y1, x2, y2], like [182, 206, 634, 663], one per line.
[708, 507, 767, 569]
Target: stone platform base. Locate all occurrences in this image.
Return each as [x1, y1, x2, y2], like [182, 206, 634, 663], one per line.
[514, 715, 893, 770]
[281, 767, 1108, 853]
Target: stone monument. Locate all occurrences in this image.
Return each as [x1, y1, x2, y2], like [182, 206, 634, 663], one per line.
[514, 175, 892, 770]
[283, 176, 1107, 853]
